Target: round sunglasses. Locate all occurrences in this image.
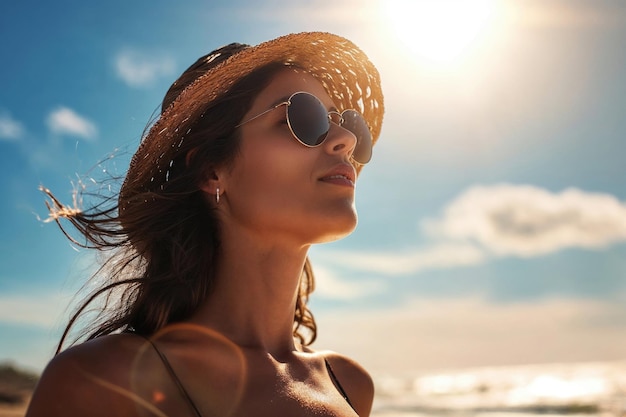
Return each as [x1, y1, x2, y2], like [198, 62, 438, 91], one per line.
[236, 91, 373, 164]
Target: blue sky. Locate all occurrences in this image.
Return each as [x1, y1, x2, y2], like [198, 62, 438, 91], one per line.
[1, 0, 626, 374]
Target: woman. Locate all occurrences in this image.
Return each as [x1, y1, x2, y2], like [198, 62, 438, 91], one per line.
[26, 32, 384, 417]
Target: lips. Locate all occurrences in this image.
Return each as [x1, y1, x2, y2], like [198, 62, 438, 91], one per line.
[319, 163, 356, 187]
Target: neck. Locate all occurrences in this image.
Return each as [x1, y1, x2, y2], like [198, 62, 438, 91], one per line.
[191, 226, 310, 357]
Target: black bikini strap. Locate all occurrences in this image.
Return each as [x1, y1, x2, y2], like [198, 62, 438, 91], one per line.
[144, 337, 203, 417]
[325, 358, 356, 412]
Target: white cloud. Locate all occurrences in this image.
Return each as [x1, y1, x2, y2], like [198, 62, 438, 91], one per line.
[114, 49, 176, 88]
[0, 112, 25, 141]
[423, 184, 626, 257]
[316, 243, 485, 275]
[46, 107, 98, 140]
[313, 185, 626, 279]
[313, 264, 383, 299]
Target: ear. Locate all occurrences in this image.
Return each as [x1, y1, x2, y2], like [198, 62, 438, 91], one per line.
[187, 148, 219, 196]
[198, 162, 228, 204]
[198, 168, 221, 197]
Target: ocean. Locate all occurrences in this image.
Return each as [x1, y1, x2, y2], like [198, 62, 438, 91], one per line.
[370, 360, 626, 417]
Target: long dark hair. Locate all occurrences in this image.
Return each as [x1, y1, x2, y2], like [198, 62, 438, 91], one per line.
[43, 55, 317, 353]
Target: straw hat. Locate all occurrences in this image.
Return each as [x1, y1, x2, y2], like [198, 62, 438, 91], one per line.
[121, 32, 384, 206]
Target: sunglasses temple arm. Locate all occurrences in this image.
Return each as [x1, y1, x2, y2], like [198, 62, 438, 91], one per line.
[235, 101, 289, 128]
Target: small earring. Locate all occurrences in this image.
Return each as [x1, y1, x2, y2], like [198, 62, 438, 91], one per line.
[216, 187, 220, 204]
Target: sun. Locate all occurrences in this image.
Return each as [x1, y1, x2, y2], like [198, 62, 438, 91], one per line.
[381, 0, 499, 66]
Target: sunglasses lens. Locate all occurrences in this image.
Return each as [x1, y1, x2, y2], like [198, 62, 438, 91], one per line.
[287, 93, 330, 146]
[341, 110, 373, 164]
[286, 92, 373, 164]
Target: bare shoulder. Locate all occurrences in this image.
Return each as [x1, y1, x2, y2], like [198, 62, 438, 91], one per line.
[26, 334, 149, 417]
[322, 350, 375, 417]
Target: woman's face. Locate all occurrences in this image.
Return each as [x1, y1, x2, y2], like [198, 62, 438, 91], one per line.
[214, 68, 360, 246]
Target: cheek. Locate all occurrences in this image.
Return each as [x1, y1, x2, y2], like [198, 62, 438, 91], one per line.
[238, 130, 312, 188]
[226, 146, 314, 217]
[240, 144, 309, 189]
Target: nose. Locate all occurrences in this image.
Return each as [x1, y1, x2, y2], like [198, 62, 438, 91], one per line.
[324, 123, 357, 161]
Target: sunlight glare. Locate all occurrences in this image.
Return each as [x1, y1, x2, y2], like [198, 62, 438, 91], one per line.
[381, 0, 498, 65]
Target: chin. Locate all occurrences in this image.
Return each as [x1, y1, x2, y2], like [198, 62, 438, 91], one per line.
[312, 212, 358, 244]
